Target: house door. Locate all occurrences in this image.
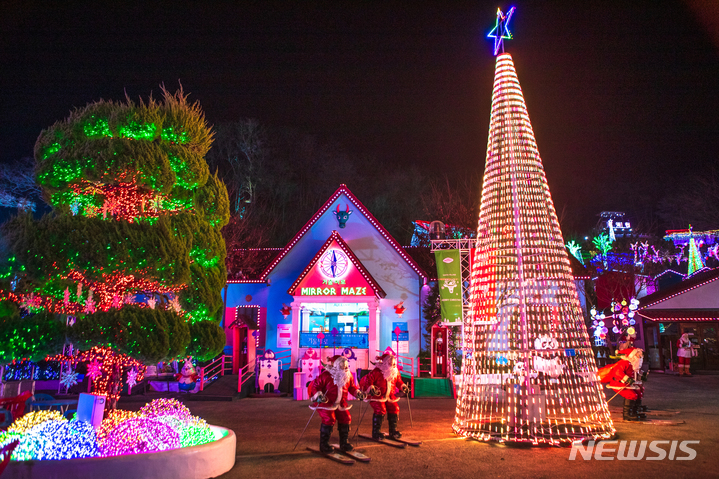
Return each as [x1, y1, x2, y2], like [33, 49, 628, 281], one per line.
[698, 324, 719, 370]
[644, 324, 662, 370]
[658, 322, 680, 372]
[230, 325, 250, 374]
[431, 326, 449, 378]
[681, 323, 719, 370]
[238, 326, 248, 370]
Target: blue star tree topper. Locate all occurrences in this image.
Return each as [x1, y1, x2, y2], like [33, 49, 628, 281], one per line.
[488, 6, 516, 55]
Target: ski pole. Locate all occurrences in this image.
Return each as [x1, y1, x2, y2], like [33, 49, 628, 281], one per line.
[352, 400, 368, 440]
[293, 407, 317, 451]
[406, 393, 413, 428]
[605, 389, 625, 404]
[584, 387, 632, 421]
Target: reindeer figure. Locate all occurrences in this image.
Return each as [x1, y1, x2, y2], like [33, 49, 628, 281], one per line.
[675, 244, 686, 265]
[651, 245, 662, 263]
[640, 242, 649, 262]
[630, 242, 639, 264]
[333, 204, 352, 228]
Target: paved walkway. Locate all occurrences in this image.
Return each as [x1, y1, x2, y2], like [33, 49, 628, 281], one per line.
[161, 374, 719, 478]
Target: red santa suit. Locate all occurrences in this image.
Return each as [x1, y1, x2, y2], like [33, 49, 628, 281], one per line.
[599, 348, 644, 400]
[360, 355, 405, 416]
[308, 357, 361, 426]
[676, 333, 694, 376]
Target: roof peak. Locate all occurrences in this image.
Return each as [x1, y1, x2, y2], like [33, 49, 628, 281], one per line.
[261, 184, 426, 279]
[287, 231, 386, 298]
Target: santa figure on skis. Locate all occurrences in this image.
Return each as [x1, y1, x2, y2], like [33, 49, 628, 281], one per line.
[598, 347, 648, 421]
[308, 355, 366, 453]
[360, 351, 409, 440]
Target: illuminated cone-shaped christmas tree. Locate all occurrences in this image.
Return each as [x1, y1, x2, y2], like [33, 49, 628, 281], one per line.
[452, 38, 615, 442]
[687, 227, 704, 275]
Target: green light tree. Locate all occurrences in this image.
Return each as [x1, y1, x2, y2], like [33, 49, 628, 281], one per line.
[0, 88, 229, 394]
[687, 227, 704, 275]
[592, 232, 613, 267]
[565, 240, 584, 265]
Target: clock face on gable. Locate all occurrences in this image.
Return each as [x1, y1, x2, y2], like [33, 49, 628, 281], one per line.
[319, 249, 349, 279]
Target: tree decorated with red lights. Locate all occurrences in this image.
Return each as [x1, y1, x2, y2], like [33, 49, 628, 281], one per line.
[452, 9, 614, 444]
[0, 87, 229, 396]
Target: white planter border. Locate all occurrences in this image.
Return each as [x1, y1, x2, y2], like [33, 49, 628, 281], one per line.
[4, 425, 236, 479]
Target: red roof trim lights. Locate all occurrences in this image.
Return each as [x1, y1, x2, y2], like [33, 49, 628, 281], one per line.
[261, 184, 427, 280]
[638, 311, 719, 322]
[287, 231, 386, 298]
[639, 269, 719, 310]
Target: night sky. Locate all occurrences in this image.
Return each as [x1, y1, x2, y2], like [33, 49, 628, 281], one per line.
[2, 1, 718, 233]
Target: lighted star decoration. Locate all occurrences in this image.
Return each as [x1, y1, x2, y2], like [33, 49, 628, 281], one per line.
[60, 370, 80, 389]
[487, 6, 516, 55]
[87, 359, 103, 381]
[126, 368, 139, 389]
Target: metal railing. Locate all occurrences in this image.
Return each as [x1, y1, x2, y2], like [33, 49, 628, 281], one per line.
[198, 355, 231, 392]
[418, 357, 432, 378]
[378, 350, 416, 399]
[238, 358, 257, 391]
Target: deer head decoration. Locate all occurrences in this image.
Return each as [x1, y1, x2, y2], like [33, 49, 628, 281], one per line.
[333, 204, 352, 228]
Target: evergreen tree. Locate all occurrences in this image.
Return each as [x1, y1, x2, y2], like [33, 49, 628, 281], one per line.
[0, 88, 229, 395]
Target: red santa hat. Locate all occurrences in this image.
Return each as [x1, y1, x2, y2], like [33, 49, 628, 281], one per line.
[617, 347, 642, 360]
[324, 355, 347, 370]
[374, 352, 396, 364]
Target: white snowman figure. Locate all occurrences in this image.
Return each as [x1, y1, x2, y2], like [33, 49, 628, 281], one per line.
[532, 356, 564, 378]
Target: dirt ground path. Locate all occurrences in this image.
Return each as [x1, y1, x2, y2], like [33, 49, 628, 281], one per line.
[177, 374, 719, 478]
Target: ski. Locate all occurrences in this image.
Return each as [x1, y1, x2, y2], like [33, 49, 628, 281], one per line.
[611, 407, 679, 415]
[306, 447, 355, 465]
[645, 410, 680, 416]
[636, 419, 685, 426]
[331, 445, 371, 462]
[392, 437, 422, 447]
[358, 434, 407, 448]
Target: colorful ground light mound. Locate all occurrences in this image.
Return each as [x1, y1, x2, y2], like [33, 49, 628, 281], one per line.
[0, 399, 216, 461]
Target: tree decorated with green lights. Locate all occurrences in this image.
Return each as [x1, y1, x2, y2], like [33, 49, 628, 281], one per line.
[687, 226, 704, 275]
[0, 88, 229, 393]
